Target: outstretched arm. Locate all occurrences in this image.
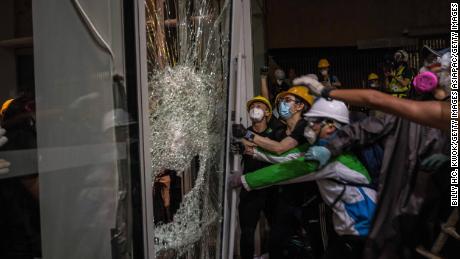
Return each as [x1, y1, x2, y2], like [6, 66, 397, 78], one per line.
[233, 125, 299, 155]
[252, 143, 309, 164]
[252, 135, 299, 155]
[293, 76, 450, 131]
[261, 75, 270, 101]
[241, 157, 319, 190]
[328, 89, 449, 131]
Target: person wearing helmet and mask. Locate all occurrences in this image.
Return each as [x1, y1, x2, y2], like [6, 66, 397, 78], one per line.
[367, 73, 381, 90]
[261, 68, 291, 109]
[0, 99, 13, 174]
[317, 59, 342, 88]
[293, 76, 449, 258]
[384, 50, 414, 98]
[234, 86, 315, 156]
[0, 95, 41, 258]
[236, 96, 281, 259]
[233, 86, 318, 258]
[237, 99, 376, 259]
[416, 46, 451, 101]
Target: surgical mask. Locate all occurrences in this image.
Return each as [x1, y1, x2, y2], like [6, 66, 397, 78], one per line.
[275, 69, 286, 80]
[318, 131, 338, 146]
[320, 69, 328, 76]
[278, 101, 293, 120]
[303, 126, 317, 145]
[276, 79, 283, 85]
[369, 82, 379, 88]
[249, 107, 265, 122]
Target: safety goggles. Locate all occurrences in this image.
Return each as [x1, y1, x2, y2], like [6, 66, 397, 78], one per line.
[306, 117, 342, 129]
[280, 97, 301, 104]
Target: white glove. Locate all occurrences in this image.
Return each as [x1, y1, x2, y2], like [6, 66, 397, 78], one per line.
[0, 127, 9, 174]
[293, 76, 328, 97]
[0, 127, 7, 147]
[0, 159, 10, 175]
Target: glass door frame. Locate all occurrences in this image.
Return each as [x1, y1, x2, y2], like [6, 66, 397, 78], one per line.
[124, 0, 155, 258]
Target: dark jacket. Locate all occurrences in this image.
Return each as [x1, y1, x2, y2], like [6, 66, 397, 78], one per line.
[326, 114, 445, 258]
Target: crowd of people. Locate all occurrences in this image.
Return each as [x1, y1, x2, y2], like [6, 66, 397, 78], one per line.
[231, 48, 454, 259]
[0, 46, 454, 259]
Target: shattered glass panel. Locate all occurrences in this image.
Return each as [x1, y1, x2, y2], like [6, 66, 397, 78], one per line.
[145, 0, 230, 257]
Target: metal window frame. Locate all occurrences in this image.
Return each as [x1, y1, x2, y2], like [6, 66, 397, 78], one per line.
[221, 0, 254, 258]
[124, 0, 155, 258]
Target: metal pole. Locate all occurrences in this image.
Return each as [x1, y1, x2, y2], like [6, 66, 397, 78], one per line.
[222, 1, 254, 257]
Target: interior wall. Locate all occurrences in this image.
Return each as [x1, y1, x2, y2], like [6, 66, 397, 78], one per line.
[251, 0, 266, 95]
[265, 0, 450, 48]
[0, 0, 17, 103]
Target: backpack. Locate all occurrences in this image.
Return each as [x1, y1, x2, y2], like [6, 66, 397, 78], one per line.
[326, 143, 384, 200]
[327, 144, 384, 209]
[354, 143, 384, 190]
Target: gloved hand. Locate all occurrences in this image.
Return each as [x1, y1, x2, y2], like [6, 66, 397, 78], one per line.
[232, 124, 248, 138]
[260, 66, 269, 76]
[0, 127, 7, 147]
[244, 146, 255, 156]
[293, 76, 332, 98]
[304, 146, 331, 168]
[230, 173, 243, 188]
[233, 124, 255, 141]
[421, 153, 449, 171]
[230, 139, 244, 154]
[0, 159, 10, 175]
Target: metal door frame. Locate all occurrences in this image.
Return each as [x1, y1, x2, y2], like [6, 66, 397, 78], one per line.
[125, 0, 155, 258]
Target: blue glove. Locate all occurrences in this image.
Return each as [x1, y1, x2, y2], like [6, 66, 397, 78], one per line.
[305, 146, 331, 168]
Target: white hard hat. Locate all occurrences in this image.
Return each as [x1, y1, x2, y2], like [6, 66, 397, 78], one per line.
[304, 98, 350, 124]
[441, 51, 451, 69]
[306, 74, 319, 81]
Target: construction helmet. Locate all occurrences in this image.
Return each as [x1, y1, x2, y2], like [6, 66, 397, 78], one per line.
[276, 86, 315, 107]
[368, 73, 379, 81]
[246, 96, 272, 114]
[304, 98, 349, 124]
[0, 99, 14, 117]
[318, 59, 330, 69]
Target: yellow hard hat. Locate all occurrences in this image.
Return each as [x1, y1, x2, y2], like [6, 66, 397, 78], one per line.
[0, 99, 14, 117]
[368, 73, 379, 81]
[318, 59, 330, 68]
[276, 86, 314, 107]
[247, 96, 272, 114]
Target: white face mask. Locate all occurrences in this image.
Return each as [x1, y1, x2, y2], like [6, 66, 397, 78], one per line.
[304, 125, 317, 145]
[249, 107, 265, 122]
[320, 69, 328, 76]
[369, 82, 379, 88]
[438, 70, 451, 95]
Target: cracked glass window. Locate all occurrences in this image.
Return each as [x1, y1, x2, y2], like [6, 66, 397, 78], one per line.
[146, 0, 231, 257]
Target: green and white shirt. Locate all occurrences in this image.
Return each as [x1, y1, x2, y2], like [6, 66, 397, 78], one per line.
[241, 153, 377, 237]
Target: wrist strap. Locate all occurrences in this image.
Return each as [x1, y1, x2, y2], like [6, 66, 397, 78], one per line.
[321, 87, 334, 100]
[244, 130, 255, 141]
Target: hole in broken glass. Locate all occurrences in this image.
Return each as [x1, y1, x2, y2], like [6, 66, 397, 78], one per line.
[153, 156, 199, 225]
